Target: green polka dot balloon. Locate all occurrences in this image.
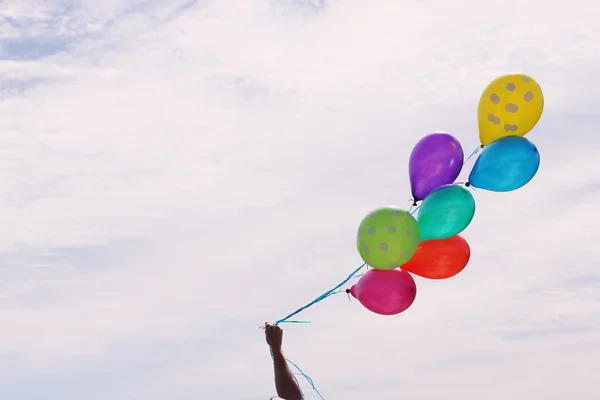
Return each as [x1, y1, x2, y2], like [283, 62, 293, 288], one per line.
[356, 207, 420, 270]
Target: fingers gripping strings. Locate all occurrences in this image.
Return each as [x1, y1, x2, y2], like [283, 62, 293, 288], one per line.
[261, 263, 366, 399]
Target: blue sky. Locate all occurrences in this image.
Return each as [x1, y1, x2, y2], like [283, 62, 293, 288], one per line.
[1, 0, 600, 399]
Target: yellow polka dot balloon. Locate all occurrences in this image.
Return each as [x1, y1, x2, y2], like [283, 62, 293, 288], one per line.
[477, 73, 544, 146]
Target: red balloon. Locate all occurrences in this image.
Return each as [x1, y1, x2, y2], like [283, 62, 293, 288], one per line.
[402, 235, 470, 279]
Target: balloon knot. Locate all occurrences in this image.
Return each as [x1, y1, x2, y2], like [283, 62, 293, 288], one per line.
[412, 201, 418, 206]
[345, 289, 351, 294]
[465, 182, 471, 187]
[480, 144, 485, 148]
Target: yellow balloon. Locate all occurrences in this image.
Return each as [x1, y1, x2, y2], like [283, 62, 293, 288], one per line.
[477, 73, 544, 146]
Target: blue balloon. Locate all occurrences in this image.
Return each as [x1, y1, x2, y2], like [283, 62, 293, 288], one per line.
[468, 136, 540, 192]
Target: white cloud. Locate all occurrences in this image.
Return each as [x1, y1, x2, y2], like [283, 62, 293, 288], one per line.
[1, 0, 600, 398]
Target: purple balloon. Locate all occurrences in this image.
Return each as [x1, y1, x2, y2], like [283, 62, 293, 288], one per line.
[409, 132, 464, 202]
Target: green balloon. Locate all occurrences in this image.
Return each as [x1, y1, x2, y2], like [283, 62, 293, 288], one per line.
[417, 185, 475, 241]
[357, 207, 420, 270]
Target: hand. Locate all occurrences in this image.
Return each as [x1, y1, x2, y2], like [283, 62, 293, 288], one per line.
[265, 322, 283, 353]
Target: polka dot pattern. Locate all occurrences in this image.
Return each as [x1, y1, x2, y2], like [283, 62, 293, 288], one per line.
[487, 113, 501, 125]
[477, 73, 544, 146]
[357, 207, 420, 270]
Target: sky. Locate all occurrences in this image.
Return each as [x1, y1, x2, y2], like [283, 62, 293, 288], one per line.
[1, 0, 600, 399]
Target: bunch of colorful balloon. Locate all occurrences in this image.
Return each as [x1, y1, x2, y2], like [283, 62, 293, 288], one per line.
[348, 73, 544, 315]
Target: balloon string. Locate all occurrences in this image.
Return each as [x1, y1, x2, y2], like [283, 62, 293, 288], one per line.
[458, 145, 483, 189]
[466, 145, 482, 162]
[261, 263, 366, 400]
[268, 349, 325, 400]
[270, 263, 366, 326]
[455, 145, 481, 180]
[287, 356, 325, 400]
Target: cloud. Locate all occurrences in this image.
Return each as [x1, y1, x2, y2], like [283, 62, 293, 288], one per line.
[1, 0, 600, 399]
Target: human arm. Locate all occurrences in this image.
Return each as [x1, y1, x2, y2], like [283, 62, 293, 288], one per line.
[265, 323, 304, 400]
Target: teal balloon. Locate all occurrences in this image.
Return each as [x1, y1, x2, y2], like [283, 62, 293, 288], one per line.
[468, 136, 540, 192]
[417, 185, 475, 241]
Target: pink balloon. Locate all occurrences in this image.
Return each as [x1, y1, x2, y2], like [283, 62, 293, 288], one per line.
[348, 269, 417, 315]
